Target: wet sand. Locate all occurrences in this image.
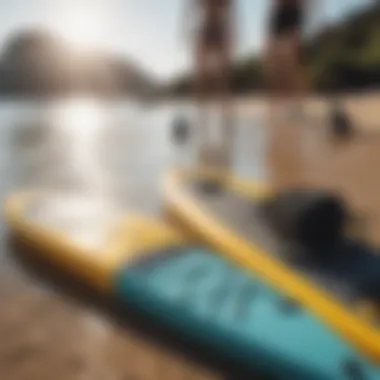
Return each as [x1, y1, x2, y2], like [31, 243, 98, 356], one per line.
[1, 95, 380, 379]
[267, 94, 380, 246]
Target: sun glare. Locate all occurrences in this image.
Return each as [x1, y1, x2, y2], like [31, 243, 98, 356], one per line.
[53, 2, 107, 50]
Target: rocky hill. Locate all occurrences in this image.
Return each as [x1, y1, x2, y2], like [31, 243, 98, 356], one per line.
[0, 29, 155, 97]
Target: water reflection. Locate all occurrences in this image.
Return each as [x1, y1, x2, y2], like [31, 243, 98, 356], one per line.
[11, 99, 137, 246]
[14, 99, 125, 194]
[9, 98, 269, 242]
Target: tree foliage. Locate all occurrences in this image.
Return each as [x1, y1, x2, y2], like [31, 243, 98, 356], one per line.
[168, 2, 380, 94]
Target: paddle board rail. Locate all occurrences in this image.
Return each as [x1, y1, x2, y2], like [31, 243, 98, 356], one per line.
[163, 168, 380, 363]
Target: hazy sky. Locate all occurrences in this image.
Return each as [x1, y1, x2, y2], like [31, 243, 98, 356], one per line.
[0, 0, 374, 79]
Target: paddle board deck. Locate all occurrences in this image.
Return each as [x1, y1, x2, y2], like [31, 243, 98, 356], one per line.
[4, 190, 380, 379]
[164, 168, 380, 362]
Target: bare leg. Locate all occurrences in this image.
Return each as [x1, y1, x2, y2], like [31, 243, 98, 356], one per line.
[195, 44, 212, 163]
[283, 31, 306, 118]
[219, 46, 234, 169]
[264, 32, 306, 189]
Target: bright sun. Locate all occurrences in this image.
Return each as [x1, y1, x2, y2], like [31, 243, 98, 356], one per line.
[54, 2, 106, 50]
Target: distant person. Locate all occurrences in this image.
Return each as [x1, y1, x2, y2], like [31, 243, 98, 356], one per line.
[265, 0, 311, 117]
[184, 0, 235, 167]
[265, 0, 323, 190]
[183, 0, 234, 102]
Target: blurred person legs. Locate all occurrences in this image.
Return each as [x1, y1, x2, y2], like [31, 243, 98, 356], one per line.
[265, 0, 307, 121]
[193, 0, 234, 170]
[265, 1, 308, 190]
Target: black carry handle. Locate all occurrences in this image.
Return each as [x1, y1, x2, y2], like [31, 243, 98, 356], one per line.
[261, 189, 349, 249]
